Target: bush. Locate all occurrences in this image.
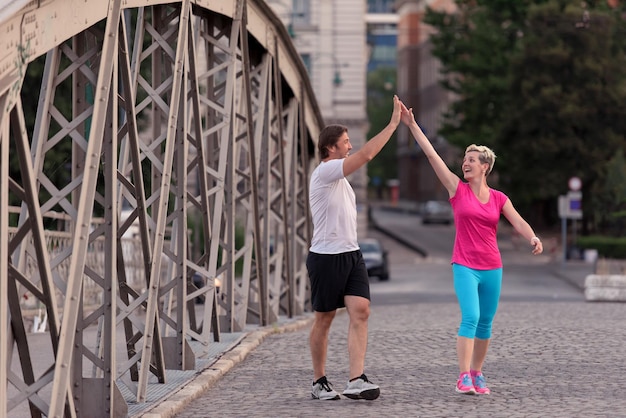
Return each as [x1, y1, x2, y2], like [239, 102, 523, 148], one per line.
[577, 236, 626, 259]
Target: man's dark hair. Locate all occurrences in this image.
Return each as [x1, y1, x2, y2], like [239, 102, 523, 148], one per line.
[318, 124, 348, 159]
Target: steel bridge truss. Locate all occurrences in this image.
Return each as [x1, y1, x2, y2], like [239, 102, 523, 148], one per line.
[0, 0, 321, 416]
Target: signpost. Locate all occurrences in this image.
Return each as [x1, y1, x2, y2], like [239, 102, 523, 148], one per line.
[559, 177, 582, 263]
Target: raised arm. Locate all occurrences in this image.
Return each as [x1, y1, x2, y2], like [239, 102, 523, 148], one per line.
[400, 102, 459, 196]
[343, 95, 402, 177]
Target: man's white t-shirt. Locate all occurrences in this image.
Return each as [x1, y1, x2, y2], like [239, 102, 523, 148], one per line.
[309, 158, 359, 254]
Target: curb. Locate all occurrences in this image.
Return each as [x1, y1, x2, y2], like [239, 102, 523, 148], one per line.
[550, 267, 586, 291]
[549, 260, 595, 292]
[137, 316, 315, 418]
[369, 210, 428, 258]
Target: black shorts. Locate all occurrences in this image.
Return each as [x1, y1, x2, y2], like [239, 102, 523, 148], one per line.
[306, 250, 370, 312]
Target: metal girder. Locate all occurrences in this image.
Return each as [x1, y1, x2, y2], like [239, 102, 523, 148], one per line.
[0, 0, 322, 416]
[48, 2, 123, 416]
[0, 92, 10, 418]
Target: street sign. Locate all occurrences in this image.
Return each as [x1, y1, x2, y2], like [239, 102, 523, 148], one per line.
[558, 192, 582, 220]
[568, 176, 582, 191]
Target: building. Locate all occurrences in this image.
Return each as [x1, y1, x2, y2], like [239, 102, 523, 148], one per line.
[395, 0, 457, 203]
[366, 0, 398, 72]
[267, 0, 370, 237]
[268, 0, 460, 208]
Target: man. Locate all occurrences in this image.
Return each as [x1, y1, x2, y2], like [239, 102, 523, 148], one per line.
[307, 95, 401, 400]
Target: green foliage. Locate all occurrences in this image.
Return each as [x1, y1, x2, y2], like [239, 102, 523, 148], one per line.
[502, 2, 626, 227]
[577, 235, 626, 258]
[366, 67, 397, 190]
[592, 149, 626, 235]
[424, 1, 531, 151]
[424, 1, 626, 229]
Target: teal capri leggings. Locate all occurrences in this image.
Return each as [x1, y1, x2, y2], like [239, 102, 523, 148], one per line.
[452, 263, 503, 339]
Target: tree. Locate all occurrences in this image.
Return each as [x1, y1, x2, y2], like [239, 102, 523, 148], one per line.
[502, 2, 626, 229]
[366, 67, 397, 198]
[425, 0, 626, 229]
[594, 149, 626, 235]
[424, 0, 531, 158]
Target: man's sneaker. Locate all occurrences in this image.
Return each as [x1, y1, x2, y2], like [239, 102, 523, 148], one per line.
[472, 371, 491, 395]
[343, 374, 380, 400]
[455, 372, 476, 395]
[311, 376, 340, 400]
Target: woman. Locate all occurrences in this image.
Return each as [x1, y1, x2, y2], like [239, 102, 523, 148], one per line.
[399, 101, 543, 395]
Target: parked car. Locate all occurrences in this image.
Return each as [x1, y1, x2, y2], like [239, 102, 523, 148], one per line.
[421, 200, 453, 225]
[359, 238, 389, 281]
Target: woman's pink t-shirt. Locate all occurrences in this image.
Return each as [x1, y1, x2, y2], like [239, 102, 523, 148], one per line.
[450, 181, 509, 270]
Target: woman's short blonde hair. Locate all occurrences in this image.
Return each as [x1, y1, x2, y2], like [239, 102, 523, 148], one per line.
[465, 144, 496, 175]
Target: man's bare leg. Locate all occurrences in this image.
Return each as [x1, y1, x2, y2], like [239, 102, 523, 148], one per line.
[344, 295, 370, 379]
[342, 295, 380, 400]
[310, 310, 336, 380]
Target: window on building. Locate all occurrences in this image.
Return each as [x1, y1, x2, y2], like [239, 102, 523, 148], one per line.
[300, 53, 311, 74]
[371, 45, 397, 62]
[292, 0, 310, 24]
[367, 0, 395, 13]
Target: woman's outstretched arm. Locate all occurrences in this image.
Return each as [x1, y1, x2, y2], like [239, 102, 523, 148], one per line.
[399, 101, 459, 197]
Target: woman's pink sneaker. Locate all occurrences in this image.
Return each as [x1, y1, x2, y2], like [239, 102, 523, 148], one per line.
[472, 371, 491, 395]
[455, 372, 476, 395]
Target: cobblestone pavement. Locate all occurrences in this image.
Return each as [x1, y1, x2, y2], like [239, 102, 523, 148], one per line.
[174, 300, 626, 418]
[141, 208, 623, 418]
[169, 211, 626, 418]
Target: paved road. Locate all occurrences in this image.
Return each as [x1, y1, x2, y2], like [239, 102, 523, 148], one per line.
[172, 209, 626, 417]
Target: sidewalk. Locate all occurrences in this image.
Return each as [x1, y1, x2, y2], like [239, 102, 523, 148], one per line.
[131, 316, 315, 417]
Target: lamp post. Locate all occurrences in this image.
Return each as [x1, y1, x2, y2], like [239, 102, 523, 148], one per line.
[333, 69, 343, 87]
[311, 52, 348, 87]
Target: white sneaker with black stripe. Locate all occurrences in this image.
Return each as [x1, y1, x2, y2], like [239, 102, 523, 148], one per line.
[311, 376, 340, 400]
[343, 374, 380, 400]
